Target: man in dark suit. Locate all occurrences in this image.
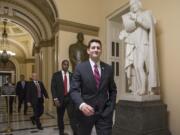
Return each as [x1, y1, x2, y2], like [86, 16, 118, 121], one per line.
[16, 74, 28, 115]
[51, 60, 77, 135]
[70, 39, 117, 135]
[27, 73, 48, 130]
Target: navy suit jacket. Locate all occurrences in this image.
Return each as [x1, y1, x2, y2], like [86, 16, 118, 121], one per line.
[51, 71, 72, 102]
[70, 61, 117, 117]
[16, 81, 28, 98]
[26, 81, 48, 105]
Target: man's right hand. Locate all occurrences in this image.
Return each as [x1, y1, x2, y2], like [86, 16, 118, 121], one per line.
[54, 100, 61, 107]
[80, 103, 94, 116]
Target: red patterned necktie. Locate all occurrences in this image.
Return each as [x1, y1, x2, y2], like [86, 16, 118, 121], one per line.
[64, 73, 68, 96]
[35, 81, 41, 98]
[94, 64, 100, 89]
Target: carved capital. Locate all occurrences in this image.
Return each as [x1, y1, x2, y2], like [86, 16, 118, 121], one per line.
[38, 37, 55, 48]
[33, 46, 40, 54]
[25, 58, 35, 63]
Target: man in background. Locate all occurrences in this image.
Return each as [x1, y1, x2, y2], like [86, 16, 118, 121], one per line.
[16, 74, 28, 115]
[51, 60, 78, 135]
[4, 77, 15, 115]
[27, 73, 48, 130]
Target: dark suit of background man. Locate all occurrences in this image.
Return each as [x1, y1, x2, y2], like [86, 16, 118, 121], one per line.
[51, 60, 77, 135]
[16, 74, 28, 115]
[70, 39, 117, 135]
[27, 73, 48, 130]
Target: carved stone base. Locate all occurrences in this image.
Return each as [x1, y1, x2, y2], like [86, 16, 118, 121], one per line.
[112, 100, 171, 135]
[120, 94, 161, 101]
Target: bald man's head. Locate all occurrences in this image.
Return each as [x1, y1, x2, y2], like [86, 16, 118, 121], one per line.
[32, 73, 38, 81]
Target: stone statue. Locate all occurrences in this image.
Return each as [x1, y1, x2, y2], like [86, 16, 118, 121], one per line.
[69, 32, 89, 72]
[119, 0, 159, 96]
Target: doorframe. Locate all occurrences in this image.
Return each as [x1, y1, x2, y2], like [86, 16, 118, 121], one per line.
[0, 71, 15, 86]
[106, 3, 129, 102]
[106, 2, 129, 63]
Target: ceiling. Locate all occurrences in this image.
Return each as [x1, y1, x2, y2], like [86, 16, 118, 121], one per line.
[0, 21, 33, 62]
[0, 0, 58, 62]
[0, 0, 58, 43]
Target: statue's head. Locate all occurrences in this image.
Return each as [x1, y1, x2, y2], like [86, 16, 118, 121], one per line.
[130, 0, 142, 13]
[77, 32, 84, 42]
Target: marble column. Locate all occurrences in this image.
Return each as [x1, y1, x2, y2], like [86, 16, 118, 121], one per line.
[36, 38, 55, 112]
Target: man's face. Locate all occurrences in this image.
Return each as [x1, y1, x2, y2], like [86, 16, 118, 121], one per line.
[62, 61, 69, 72]
[20, 75, 25, 81]
[32, 73, 37, 81]
[87, 42, 102, 61]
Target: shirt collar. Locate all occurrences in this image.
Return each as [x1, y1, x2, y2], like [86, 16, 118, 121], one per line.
[33, 80, 38, 83]
[62, 70, 69, 75]
[89, 58, 100, 68]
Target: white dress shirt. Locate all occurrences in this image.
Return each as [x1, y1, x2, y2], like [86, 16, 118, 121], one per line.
[79, 58, 101, 110]
[53, 71, 70, 101]
[89, 58, 101, 76]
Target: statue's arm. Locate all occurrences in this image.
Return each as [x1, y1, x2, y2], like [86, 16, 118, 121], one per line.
[69, 47, 77, 64]
[136, 11, 153, 30]
[122, 13, 137, 32]
[119, 30, 128, 40]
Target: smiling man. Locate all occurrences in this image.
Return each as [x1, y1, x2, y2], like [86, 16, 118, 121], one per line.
[70, 39, 117, 135]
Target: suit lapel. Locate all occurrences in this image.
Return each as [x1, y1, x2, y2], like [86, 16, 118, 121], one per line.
[32, 81, 37, 92]
[59, 71, 63, 83]
[86, 61, 97, 90]
[99, 62, 106, 90]
[68, 72, 72, 82]
[86, 61, 107, 91]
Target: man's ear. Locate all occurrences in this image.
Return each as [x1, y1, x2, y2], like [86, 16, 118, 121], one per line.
[87, 49, 90, 55]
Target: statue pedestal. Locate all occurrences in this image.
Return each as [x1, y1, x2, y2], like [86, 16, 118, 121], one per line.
[112, 100, 171, 135]
[120, 94, 161, 101]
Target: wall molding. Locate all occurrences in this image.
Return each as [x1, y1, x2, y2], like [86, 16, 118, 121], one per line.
[53, 19, 99, 36]
[25, 58, 35, 63]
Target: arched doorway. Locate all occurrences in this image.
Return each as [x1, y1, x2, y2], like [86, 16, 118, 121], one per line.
[0, 0, 59, 112]
[0, 0, 59, 78]
[0, 60, 16, 88]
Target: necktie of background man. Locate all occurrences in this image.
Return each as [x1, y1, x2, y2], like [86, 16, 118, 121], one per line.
[64, 73, 68, 95]
[35, 81, 41, 98]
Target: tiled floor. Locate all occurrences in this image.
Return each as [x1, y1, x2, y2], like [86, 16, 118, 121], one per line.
[0, 96, 72, 135]
[0, 97, 97, 135]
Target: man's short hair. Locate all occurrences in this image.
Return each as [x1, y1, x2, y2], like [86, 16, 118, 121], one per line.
[62, 59, 69, 64]
[88, 39, 102, 48]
